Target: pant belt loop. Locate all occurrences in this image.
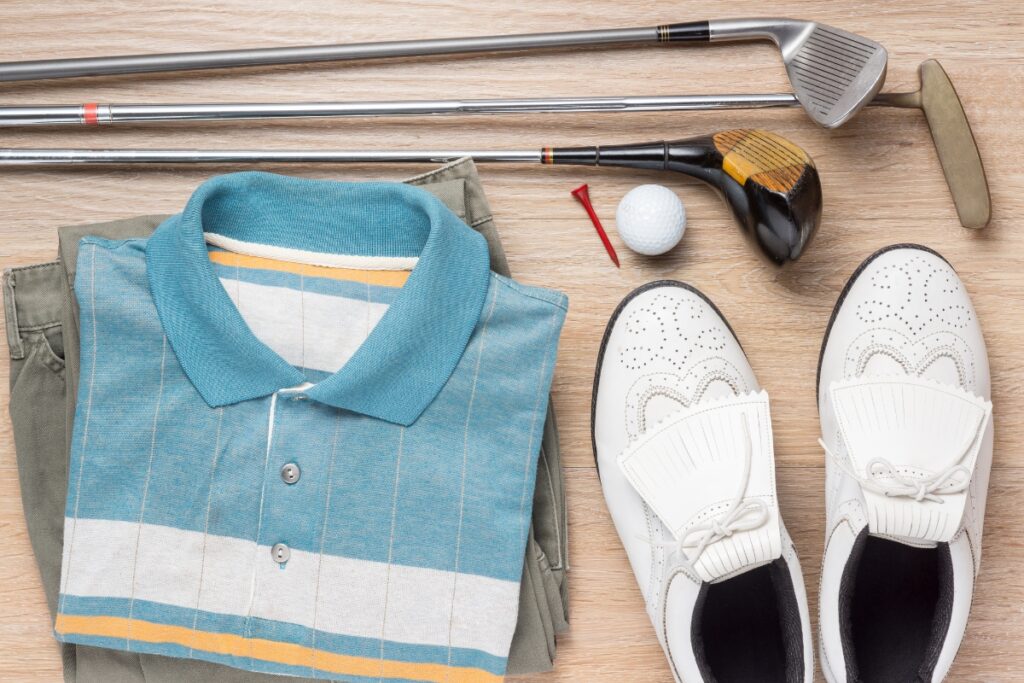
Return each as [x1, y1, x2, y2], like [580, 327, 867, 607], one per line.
[2, 269, 25, 360]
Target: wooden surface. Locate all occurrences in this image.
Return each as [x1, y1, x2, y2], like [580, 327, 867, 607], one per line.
[1, 1, 1022, 680]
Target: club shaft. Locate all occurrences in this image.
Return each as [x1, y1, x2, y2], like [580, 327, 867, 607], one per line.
[0, 89, 921, 128]
[0, 27, 659, 82]
[0, 94, 800, 126]
[0, 148, 543, 165]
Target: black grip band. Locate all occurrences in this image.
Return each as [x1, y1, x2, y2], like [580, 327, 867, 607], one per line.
[657, 21, 711, 42]
[548, 142, 670, 172]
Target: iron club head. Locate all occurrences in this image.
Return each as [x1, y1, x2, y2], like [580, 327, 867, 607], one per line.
[708, 18, 888, 128]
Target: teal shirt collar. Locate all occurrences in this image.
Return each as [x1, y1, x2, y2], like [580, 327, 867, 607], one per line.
[145, 171, 491, 426]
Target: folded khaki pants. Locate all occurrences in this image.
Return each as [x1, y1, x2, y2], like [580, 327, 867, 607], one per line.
[3, 159, 568, 682]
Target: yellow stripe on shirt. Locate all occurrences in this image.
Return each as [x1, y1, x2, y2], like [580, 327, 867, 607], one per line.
[55, 614, 501, 683]
[208, 250, 411, 288]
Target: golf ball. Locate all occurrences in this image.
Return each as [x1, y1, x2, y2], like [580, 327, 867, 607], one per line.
[615, 184, 686, 256]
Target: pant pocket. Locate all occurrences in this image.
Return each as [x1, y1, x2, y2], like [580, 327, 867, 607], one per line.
[5, 263, 66, 387]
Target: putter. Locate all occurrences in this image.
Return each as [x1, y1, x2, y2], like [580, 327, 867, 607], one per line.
[0, 129, 821, 264]
[0, 18, 885, 127]
[872, 60, 989, 229]
[0, 60, 986, 228]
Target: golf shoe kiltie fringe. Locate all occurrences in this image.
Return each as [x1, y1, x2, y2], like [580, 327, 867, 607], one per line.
[817, 245, 993, 683]
[593, 281, 813, 683]
[618, 391, 780, 584]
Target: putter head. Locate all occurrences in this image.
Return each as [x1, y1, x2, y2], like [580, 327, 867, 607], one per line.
[916, 60, 990, 228]
[711, 19, 887, 128]
[874, 60, 989, 228]
[782, 21, 888, 128]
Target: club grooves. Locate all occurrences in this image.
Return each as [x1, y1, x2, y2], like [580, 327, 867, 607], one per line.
[790, 25, 883, 118]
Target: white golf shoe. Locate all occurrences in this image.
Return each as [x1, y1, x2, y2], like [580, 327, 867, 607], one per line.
[817, 245, 993, 682]
[593, 281, 813, 682]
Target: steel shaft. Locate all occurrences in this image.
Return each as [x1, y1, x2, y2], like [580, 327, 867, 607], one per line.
[0, 27, 655, 82]
[0, 94, 800, 126]
[0, 148, 542, 165]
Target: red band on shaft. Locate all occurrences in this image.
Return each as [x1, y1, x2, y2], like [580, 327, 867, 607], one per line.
[83, 103, 99, 126]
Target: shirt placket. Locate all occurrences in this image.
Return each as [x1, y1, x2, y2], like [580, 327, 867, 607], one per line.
[265, 393, 302, 569]
[246, 387, 334, 662]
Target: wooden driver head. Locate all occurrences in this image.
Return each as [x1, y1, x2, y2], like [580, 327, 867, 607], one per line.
[704, 129, 822, 263]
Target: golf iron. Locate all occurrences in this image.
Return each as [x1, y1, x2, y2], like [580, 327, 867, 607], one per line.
[0, 129, 822, 265]
[0, 18, 886, 127]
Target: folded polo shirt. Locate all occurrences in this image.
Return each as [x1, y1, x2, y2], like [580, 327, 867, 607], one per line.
[54, 172, 568, 682]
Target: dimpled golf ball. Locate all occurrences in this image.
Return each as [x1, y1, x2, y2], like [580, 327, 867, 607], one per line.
[615, 184, 686, 256]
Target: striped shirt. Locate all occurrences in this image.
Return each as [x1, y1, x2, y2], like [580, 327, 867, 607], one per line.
[55, 173, 567, 682]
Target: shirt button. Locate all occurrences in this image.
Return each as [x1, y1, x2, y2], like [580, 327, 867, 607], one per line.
[271, 543, 290, 564]
[280, 463, 301, 484]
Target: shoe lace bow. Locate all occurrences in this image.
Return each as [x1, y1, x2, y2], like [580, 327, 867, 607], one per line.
[818, 434, 974, 504]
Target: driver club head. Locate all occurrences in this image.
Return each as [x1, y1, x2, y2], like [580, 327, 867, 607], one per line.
[697, 129, 821, 264]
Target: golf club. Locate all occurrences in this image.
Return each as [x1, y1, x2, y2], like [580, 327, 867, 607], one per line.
[0, 60, 985, 228]
[872, 60, 989, 229]
[0, 129, 821, 264]
[0, 18, 886, 127]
